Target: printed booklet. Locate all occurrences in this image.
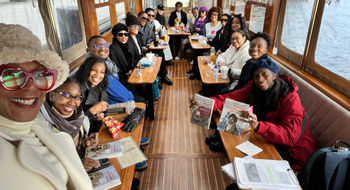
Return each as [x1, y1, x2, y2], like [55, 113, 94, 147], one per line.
[89, 165, 121, 190]
[190, 94, 215, 130]
[85, 141, 123, 160]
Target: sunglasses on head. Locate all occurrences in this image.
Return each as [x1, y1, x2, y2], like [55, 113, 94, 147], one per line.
[220, 19, 228, 22]
[94, 44, 109, 49]
[148, 14, 155, 17]
[0, 65, 57, 91]
[57, 91, 84, 102]
[117, 32, 129, 37]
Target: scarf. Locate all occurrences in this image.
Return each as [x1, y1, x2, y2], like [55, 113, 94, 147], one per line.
[249, 78, 291, 120]
[41, 99, 84, 138]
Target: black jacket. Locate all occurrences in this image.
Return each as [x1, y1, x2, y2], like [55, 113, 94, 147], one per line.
[209, 28, 229, 52]
[109, 38, 135, 84]
[168, 10, 187, 26]
[155, 13, 165, 26]
[128, 35, 144, 67]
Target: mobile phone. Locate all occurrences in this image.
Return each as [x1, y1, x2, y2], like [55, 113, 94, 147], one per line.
[135, 65, 146, 69]
[87, 158, 111, 174]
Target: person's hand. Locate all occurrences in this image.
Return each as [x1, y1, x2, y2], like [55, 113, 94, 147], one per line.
[189, 97, 198, 109]
[89, 101, 108, 115]
[96, 113, 105, 121]
[240, 111, 259, 131]
[141, 46, 148, 52]
[216, 50, 222, 56]
[82, 158, 100, 171]
[85, 133, 99, 147]
[194, 27, 200, 32]
[126, 70, 133, 76]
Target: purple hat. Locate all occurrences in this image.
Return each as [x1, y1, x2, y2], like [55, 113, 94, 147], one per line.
[199, 6, 208, 12]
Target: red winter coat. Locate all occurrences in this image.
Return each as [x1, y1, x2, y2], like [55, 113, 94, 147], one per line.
[212, 75, 317, 171]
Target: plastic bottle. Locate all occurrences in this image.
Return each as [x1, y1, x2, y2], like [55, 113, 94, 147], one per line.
[210, 47, 216, 64]
[212, 65, 219, 80]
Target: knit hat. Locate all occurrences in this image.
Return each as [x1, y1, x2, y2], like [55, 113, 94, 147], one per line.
[125, 13, 139, 27]
[199, 6, 208, 12]
[112, 23, 129, 37]
[0, 23, 69, 90]
[157, 4, 165, 10]
[249, 58, 279, 76]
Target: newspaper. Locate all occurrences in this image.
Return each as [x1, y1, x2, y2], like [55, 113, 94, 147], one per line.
[190, 94, 215, 129]
[234, 157, 300, 190]
[116, 136, 147, 169]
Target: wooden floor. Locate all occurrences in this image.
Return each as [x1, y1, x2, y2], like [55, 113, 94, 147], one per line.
[135, 61, 232, 189]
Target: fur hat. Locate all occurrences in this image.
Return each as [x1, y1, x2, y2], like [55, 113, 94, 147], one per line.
[112, 23, 129, 37]
[249, 58, 279, 76]
[125, 13, 139, 27]
[0, 23, 69, 90]
[157, 4, 165, 10]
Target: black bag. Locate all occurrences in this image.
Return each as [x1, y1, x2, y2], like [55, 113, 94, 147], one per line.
[121, 107, 145, 132]
[299, 140, 350, 190]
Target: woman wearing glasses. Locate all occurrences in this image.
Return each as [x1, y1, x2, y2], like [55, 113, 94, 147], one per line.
[38, 78, 100, 171]
[0, 23, 92, 189]
[191, 6, 208, 35]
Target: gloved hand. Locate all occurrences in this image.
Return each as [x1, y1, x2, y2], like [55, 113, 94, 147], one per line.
[121, 107, 145, 132]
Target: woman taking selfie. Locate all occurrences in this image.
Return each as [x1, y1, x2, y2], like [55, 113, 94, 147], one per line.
[0, 23, 92, 189]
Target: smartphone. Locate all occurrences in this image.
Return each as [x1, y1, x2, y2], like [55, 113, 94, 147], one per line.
[87, 158, 111, 174]
[135, 65, 146, 69]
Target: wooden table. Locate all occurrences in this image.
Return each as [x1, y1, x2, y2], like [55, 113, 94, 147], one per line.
[213, 113, 282, 161]
[99, 103, 146, 190]
[167, 27, 191, 62]
[198, 56, 230, 84]
[189, 35, 211, 49]
[149, 40, 167, 50]
[128, 56, 162, 120]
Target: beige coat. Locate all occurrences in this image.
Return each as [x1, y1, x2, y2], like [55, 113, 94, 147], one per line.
[0, 114, 93, 190]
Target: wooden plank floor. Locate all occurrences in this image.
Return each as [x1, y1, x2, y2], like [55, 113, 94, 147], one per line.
[135, 61, 232, 190]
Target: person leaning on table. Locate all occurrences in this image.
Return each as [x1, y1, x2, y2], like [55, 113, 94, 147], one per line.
[0, 23, 92, 190]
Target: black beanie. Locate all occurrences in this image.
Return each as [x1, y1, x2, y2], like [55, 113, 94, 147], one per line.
[125, 13, 139, 27]
[112, 23, 128, 37]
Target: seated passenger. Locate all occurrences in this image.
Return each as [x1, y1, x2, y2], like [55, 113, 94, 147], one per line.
[210, 59, 317, 171]
[86, 35, 139, 104]
[155, 4, 166, 26]
[189, 7, 199, 28]
[0, 23, 92, 189]
[191, 6, 208, 35]
[74, 56, 109, 133]
[39, 78, 100, 171]
[209, 13, 230, 54]
[168, 1, 187, 27]
[203, 7, 222, 42]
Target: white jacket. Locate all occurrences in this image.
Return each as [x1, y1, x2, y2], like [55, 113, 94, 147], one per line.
[217, 40, 251, 79]
[0, 114, 93, 190]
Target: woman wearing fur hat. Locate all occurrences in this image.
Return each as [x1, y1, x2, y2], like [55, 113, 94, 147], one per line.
[0, 23, 92, 189]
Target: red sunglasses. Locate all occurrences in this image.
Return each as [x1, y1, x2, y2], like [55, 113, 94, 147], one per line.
[0, 65, 58, 91]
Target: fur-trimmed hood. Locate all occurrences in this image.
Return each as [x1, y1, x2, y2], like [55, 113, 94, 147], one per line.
[0, 23, 69, 90]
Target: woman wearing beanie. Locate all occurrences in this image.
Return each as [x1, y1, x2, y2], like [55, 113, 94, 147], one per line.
[0, 23, 92, 190]
[191, 6, 208, 35]
[197, 58, 317, 172]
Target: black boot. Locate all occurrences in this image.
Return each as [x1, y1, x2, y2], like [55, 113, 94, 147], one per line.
[161, 76, 173, 85]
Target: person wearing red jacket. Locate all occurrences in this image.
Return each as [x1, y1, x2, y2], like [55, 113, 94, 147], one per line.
[211, 58, 317, 171]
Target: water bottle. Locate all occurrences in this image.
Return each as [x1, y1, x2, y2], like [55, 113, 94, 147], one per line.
[185, 23, 190, 32]
[212, 65, 219, 80]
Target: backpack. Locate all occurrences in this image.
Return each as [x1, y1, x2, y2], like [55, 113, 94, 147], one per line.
[299, 140, 350, 190]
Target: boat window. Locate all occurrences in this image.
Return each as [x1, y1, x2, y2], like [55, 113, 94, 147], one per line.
[50, 0, 84, 51]
[165, 0, 190, 8]
[115, 2, 126, 24]
[315, 1, 350, 80]
[234, 0, 246, 16]
[280, 0, 314, 55]
[249, 4, 265, 33]
[0, 0, 47, 49]
[96, 6, 111, 35]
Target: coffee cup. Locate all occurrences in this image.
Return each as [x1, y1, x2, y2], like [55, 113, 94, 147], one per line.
[220, 66, 229, 80]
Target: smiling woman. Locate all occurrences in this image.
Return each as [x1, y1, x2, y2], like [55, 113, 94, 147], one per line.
[0, 23, 92, 190]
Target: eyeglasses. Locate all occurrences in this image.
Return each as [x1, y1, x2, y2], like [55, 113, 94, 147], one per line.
[220, 19, 228, 22]
[57, 91, 83, 102]
[148, 14, 155, 17]
[176, 5, 182, 8]
[141, 16, 147, 20]
[117, 32, 129, 37]
[231, 36, 241, 41]
[94, 44, 109, 49]
[0, 65, 57, 91]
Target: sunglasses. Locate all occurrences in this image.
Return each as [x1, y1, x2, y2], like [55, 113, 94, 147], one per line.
[176, 5, 182, 8]
[94, 44, 109, 49]
[117, 32, 129, 37]
[220, 19, 228, 22]
[148, 14, 155, 17]
[0, 65, 57, 91]
[57, 91, 84, 102]
[141, 16, 147, 20]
